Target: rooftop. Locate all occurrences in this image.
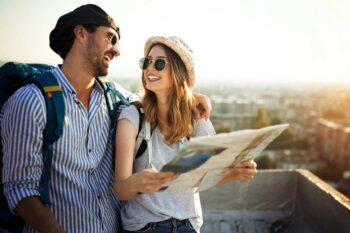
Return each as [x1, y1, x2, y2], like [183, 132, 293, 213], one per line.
[200, 169, 350, 233]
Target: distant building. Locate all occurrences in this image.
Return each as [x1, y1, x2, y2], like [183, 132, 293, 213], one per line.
[211, 96, 264, 131]
[259, 149, 325, 171]
[317, 118, 350, 169]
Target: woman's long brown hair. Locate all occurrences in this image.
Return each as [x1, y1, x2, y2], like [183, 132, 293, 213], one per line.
[141, 44, 196, 144]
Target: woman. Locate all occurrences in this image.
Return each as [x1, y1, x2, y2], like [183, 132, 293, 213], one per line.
[114, 36, 257, 233]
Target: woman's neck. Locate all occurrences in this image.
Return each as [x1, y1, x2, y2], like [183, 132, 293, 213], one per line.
[157, 102, 169, 123]
[155, 92, 170, 118]
[155, 93, 172, 136]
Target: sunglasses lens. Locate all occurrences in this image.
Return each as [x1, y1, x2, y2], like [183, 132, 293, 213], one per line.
[111, 35, 117, 45]
[155, 59, 166, 71]
[139, 58, 148, 70]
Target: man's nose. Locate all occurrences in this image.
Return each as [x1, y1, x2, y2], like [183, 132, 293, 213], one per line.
[112, 43, 120, 57]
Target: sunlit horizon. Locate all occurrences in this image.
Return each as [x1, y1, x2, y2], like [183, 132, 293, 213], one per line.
[1, 0, 350, 84]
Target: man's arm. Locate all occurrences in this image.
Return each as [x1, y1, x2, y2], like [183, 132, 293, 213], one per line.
[1, 86, 65, 232]
[193, 92, 212, 120]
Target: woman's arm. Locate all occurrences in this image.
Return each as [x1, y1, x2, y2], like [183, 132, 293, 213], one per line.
[114, 119, 176, 200]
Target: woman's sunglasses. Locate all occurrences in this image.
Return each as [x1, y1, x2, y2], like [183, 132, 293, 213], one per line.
[139, 57, 169, 71]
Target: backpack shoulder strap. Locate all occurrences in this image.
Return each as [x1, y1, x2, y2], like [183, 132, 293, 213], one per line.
[28, 71, 65, 205]
[30, 72, 65, 143]
[130, 102, 149, 160]
[96, 77, 130, 128]
[144, 122, 153, 168]
[130, 101, 144, 135]
[95, 79, 151, 160]
[129, 101, 156, 161]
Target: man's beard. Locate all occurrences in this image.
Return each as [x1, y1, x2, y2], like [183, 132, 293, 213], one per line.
[95, 59, 108, 77]
[86, 53, 109, 77]
[87, 38, 109, 77]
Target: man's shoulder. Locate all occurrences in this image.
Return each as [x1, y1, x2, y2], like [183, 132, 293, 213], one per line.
[3, 84, 46, 112]
[12, 84, 45, 102]
[0, 84, 47, 126]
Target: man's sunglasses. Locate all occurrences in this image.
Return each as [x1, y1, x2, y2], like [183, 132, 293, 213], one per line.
[110, 34, 118, 45]
[139, 58, 169, 71]
[107, 32, 118, 45]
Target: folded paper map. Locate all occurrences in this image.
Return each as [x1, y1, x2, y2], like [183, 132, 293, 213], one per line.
[160, 124, 289, 192]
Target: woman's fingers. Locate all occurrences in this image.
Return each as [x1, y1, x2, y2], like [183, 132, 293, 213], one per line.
[218, 160, 258, 185]
[239, 174, 256, 182]
[137, 170, 177, 193]
[228, 161, 257, 180]
[235, 160, 257, 169]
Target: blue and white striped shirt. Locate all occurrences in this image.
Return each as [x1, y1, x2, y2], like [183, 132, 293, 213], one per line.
[1, 67, 134, 233]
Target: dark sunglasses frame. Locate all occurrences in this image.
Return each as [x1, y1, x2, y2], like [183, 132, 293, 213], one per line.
[85, 25, 119, 46]
[139, 57, 169, 71]
[110, 33, 118, 45]
[106, 31, 118, 45]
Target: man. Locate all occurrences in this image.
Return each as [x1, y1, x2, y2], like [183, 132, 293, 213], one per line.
[0, 4, 214, 233]
[1, 4, 123, 233]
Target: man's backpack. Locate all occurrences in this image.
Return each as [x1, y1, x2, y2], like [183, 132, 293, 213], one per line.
[0, 62, 133, 232]
[0, 62, 65, 232]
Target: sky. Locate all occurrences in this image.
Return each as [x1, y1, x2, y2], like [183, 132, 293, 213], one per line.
[1, 0, 350, 84]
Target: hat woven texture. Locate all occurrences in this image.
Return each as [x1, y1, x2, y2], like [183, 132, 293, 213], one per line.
[144, 36, 195, 82]
[50, 4, 118, 54]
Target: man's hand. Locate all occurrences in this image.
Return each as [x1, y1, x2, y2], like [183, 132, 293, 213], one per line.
[15, 196, 66, 233]
[193, 93, 212, 120]
[218, 160, 257, 186]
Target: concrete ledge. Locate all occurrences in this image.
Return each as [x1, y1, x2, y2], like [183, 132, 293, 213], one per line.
[200, 169, 350, 233]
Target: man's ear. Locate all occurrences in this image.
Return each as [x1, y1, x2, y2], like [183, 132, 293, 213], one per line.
[73, 25, 87, 43]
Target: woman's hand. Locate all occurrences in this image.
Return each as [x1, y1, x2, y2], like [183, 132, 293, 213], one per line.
[132, 168, 177, 194]
[193, 93, 212, 120]
[218, 160, 257, 185]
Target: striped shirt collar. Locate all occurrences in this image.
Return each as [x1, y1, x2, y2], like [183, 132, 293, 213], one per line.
[53, 65, 104, 95]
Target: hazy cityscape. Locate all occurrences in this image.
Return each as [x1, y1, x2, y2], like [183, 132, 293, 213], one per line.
[117, 76, 350, 199]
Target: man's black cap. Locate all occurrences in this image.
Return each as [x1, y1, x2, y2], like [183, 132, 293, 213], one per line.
[49, 4, 119, 55]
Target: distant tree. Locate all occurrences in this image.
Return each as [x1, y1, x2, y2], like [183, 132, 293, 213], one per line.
[313, 164, 344, 181]
[266, 127, 294, 150]
[323, 110, 344, 119]
[294, 138, 308, 149]
[253, 107, 271, 129]
[267, 109, 281, 124]
[271, 118, 281, 125]
[216, 121, 233, 133]
[255, 154, 277, 169]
